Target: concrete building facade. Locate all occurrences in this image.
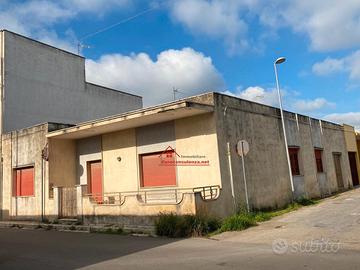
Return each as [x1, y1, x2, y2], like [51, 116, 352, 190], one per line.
[0, 93, 351, 227]
[0, 30, 142, 133]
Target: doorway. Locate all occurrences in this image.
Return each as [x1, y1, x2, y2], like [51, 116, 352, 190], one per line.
[333, 153, 344, 189]
[348, 152, 359, 186]
[88, 160, 103, 203]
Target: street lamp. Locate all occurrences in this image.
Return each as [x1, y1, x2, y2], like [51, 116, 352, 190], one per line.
[274, 57, 295, 193]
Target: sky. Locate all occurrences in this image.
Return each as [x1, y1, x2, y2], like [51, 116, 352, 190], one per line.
[1, 0, 360, 129]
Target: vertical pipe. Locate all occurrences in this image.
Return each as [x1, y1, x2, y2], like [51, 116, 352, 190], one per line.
[241, 142, 250, 212]
[274, 63, 295, 193]
[227, 142, 236, 211]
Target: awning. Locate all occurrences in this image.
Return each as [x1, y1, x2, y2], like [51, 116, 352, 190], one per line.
[47, 101, 214, 139]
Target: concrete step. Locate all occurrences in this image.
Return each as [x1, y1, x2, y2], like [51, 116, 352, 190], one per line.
[58, 218, 80, 225]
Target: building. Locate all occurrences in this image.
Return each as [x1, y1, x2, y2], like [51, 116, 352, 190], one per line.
[0, 93, 353, 228]
[0, 30, 142, 133]
[343, 124, 360, 186]
[0, 29, 142, 222]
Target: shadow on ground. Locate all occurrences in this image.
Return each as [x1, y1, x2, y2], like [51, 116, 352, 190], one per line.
[0, 228, 178, 270]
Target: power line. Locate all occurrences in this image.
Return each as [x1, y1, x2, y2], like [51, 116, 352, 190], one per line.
[77, 6, 159, 54]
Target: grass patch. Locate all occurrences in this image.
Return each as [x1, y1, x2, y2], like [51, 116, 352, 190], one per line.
[217, 212, 257, 233]
[155, 213, 221, 238]
[155, 198, 318, 237]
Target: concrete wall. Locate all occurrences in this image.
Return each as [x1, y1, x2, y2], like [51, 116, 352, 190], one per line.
[212, 93, 352, 213]
[1, 30, 142, 132]
[49, 138, 77, 188]
[1, 123, 60, 220]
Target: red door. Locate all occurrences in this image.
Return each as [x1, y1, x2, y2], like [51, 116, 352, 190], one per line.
[88, 161, 103, 203]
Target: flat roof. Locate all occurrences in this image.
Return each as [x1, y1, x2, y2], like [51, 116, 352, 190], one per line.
[47, 100, 214, 139]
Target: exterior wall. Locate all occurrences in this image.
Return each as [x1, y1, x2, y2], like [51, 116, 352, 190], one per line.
[357, 133, 360, 163]
[212, 93, 352, 212]
[1, 30, 142, 132]
[77, 136, 102, 186]
[48, 138, 77, 188]
[102, 129, 138, 193]
[214, 94, 292, 213]
[76, 112, 222, 223]
[0, 123, 61, 220]
[322, 123, 352, 192]
[175, 113, 221, 188]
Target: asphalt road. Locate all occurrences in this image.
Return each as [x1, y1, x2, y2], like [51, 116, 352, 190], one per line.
[1, 189, 360, 270]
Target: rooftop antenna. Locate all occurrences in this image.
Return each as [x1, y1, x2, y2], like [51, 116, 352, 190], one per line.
[173, 87, 185, 101]
[76, 6, 158, 55]
[77, 43, 93, 55]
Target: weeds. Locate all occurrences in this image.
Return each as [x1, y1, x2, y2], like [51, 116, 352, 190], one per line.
[155, 213, 221, 237]
[155, 197, 318, 237]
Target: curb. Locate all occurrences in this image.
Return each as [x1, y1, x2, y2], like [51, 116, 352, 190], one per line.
[0, 221, 155, 236]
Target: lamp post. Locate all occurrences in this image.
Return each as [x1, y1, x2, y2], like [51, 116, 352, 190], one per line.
[274, 57, 295, 193]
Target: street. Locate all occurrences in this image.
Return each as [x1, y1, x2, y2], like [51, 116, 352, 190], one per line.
[1, 189, 360, 270]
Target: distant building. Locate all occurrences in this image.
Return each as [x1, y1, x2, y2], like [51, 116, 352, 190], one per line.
[0, 30, 142, 133]
[0, 92, 353, 228]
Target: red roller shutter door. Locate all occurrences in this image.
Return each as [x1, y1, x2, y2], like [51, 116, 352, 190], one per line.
[88, 161, 103, 202]
[14, 167, 34, 197]
[140, 151, 176, 187]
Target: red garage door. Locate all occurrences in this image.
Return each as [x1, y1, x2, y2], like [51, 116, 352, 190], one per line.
[140, 151, 176, 187]
[14, 167, 34, 197]
[88, 160, 103, 202]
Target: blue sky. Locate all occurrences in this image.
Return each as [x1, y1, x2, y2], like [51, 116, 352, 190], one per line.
[1, 0, 360, 128]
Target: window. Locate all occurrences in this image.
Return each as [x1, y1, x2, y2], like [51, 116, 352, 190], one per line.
[288, 147, 300, 175]
[140, 150, 176, 187]
[314, 149, 324, 173]
[13, 166, 34, 197]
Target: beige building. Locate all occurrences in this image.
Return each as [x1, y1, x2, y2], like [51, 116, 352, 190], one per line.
[0, 93, 354, 228]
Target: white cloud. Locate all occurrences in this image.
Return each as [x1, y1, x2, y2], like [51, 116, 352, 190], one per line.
[312, 50, 360, 80]
[223, 86, 279, 106]
[169, 0, 360, 53]
[293, 98, 335, 112]
[312, 58, 345, 76]
[169, 0, 252, 54]
[324, 112, 360, 130]
[224, 86, 336, 114]
[259, 0, 360, 52]
[85, 47, 225, 105]
[0, 0, 132, 52]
